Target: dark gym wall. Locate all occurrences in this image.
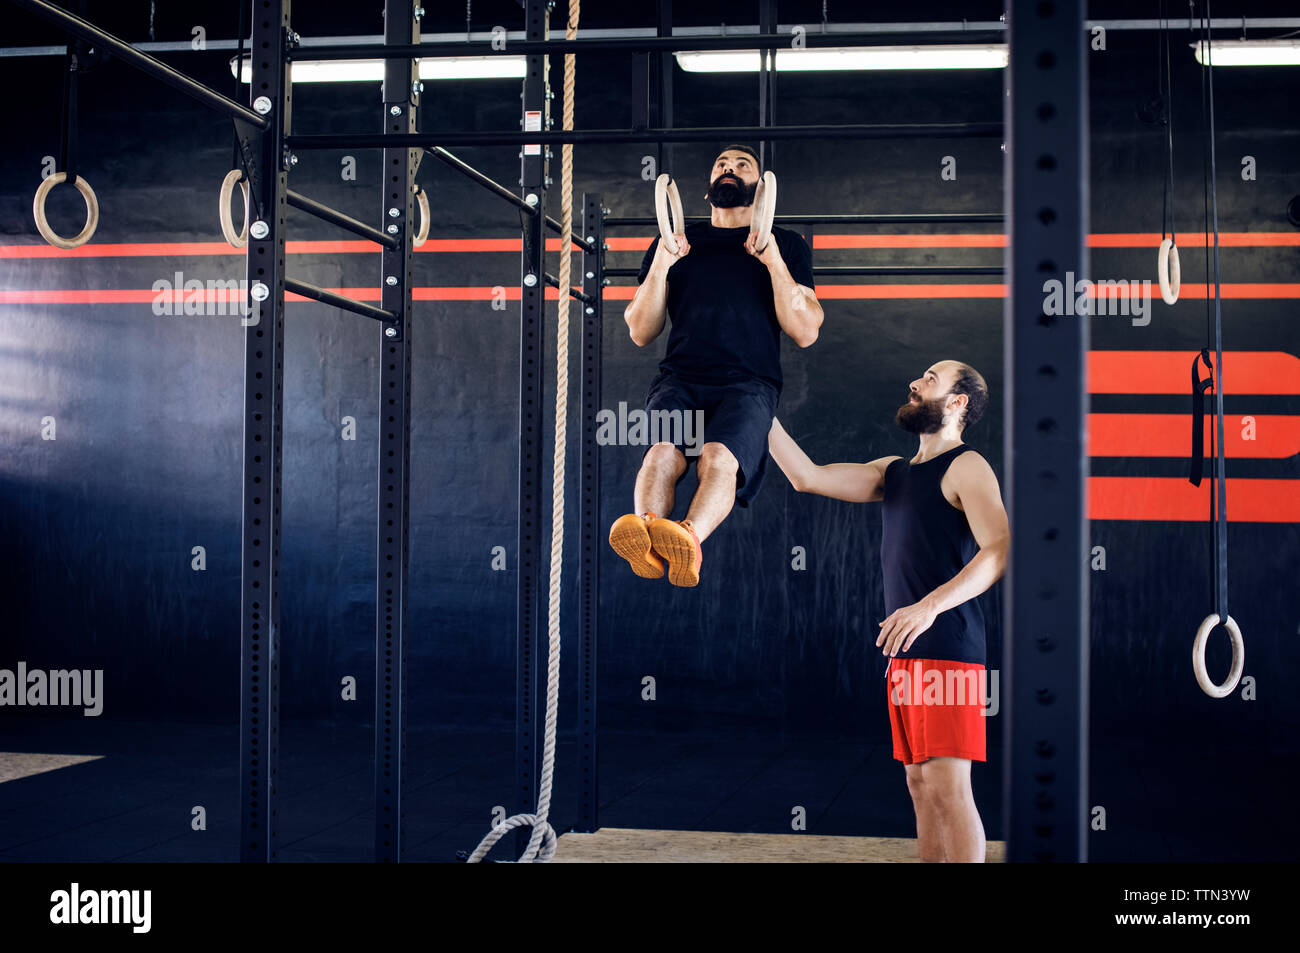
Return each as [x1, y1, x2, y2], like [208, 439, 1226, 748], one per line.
[1, 14, 1297, 774]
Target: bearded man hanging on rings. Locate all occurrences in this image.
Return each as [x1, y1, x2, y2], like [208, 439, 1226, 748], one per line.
[608, 144, 822, 587]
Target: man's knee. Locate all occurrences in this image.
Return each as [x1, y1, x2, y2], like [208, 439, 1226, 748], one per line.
[905, 765, 927, 803]
[644, 440, 686, 473]
[697, 441, 738, 476]
[919, 759, 972, 811]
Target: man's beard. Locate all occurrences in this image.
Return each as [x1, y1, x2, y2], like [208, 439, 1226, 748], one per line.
[706, 173, 758, 209]
[895, 395, 947, 434]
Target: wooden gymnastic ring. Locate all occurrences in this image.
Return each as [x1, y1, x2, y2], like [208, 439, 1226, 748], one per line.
[219, 169, 250, 248]
[1192, 613, 1244, 698]
[32, 171, 99, 249]
[750, 170, 777, 254]
[1158, 237, 1181, 305]
[654, 173, 683, 255]
[413, 186, 430, 248]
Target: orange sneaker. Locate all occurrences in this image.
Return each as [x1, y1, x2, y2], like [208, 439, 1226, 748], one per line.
[608, 512, 664, 579]
[647, 518, 703, 588]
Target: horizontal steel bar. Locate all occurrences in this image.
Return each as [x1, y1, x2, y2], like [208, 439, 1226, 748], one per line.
[604, 213, 1005, 226]
[424, 147, 593, 253]
[544, 273, 594, 303]
[285, 277, 397, 322]
[10, 0, 269, 129]
[287, 190, 398, 248]
[602, 265, 1003, 278]
[291, 123, 1001, 151]
[426, 146, 538, 215]
[813, 265, 1004, 276]
[548, 217, 596, 254]
[8, 19, 1300, 59]
[287, 30, 1006, 61]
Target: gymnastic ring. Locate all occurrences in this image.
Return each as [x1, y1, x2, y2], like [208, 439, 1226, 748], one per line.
[749, 170, 777, 254]
[219, 169, 250, 248]
[654, 173, 683, 255]
[413, 185, 430, 248]
[1158, 237, 1181, 305]
[1192, 612, 1244, 698]
[32, 171, 100, 249]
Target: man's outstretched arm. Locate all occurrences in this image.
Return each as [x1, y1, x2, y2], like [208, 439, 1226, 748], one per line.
[768, 418, 898, 503]
[876, 452, 1010, 657]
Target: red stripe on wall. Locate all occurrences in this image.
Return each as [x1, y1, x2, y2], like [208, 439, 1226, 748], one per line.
[1087, 413, 1300, 458]
[8, 285, 1300, 304]
[1089, 477, 1300, 522]
[1088, 350, 1300, 395]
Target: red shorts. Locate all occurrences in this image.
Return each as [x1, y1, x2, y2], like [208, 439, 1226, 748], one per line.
[886, 657, 988, 765]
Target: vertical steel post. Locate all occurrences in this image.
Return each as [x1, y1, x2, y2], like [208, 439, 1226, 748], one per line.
[1004, 0, 1090, 863]
[515, 0, 551, 859]
[374, 0, 421, 863]
[577, 193, 604, 833]
[239, 0, 291, 864]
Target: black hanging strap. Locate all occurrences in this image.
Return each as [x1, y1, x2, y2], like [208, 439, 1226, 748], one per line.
[58, 40, 81, 185]
[1187, 0, 1229, 624]
[231, 0, 250, 183]
[1188, 348, 1213, 486]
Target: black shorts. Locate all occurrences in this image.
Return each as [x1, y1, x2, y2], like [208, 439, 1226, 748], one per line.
[643, 372, 779, 508]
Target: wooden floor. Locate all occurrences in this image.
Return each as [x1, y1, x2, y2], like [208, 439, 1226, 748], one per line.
[0, 752, 102, 784]
[554, 827, 1006, 863]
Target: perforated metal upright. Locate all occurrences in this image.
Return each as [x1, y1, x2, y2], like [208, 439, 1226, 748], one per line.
[374, 0, 421, 864]
[239, 0, 291, 864]
[1004, 0, 1090, 863]
[515, 0, 552, 858]
[577, 192, 604, 833]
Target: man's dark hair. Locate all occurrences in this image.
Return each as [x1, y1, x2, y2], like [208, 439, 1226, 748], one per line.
[717, 143, 761, 169]
[950, 363, 989, 430]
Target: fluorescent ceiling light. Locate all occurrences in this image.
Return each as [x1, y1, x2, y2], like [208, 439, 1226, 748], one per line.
[675, 45, 1009, 72]
[232, 56, 527, 83]
[1192, 39, 1300, 66]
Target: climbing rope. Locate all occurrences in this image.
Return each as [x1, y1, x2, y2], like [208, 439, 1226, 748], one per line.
[465, 0, 579, 862]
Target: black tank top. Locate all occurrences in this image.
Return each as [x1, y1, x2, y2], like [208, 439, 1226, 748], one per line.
[881, 444, 986, 665]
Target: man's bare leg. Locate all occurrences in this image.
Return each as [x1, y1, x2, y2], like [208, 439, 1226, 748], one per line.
[905, 762, 948, 862]
[634, 441, 687, 518]
[682, 441, 739, 543]
[921, 756, 986, 863]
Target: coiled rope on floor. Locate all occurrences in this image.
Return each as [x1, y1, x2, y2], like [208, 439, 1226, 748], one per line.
[465, 0, 579, 863]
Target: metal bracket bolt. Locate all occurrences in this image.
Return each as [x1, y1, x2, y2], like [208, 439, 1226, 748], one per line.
[386, 276, 399, 286]
[250, 281, 270, 301]
[253, 96, 272, 115]
[390, 105, 403, 116]
[387, 224, 400, 235]
[250, 220, 269, 240]
[525, 193, 539, 207]
[388, 207, 401, 218]
[523, 274, 538, 287]
[385, 327, 398, 338]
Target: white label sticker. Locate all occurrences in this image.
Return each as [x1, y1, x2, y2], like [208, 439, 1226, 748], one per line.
[524, 110, 542, 156]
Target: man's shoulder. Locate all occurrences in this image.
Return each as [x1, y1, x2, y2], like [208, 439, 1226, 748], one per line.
[771, 224, 811, 247]
[948, 447, 999, 484]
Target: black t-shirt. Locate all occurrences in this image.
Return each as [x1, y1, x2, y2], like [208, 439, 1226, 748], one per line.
[636, 221, 815, 391]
